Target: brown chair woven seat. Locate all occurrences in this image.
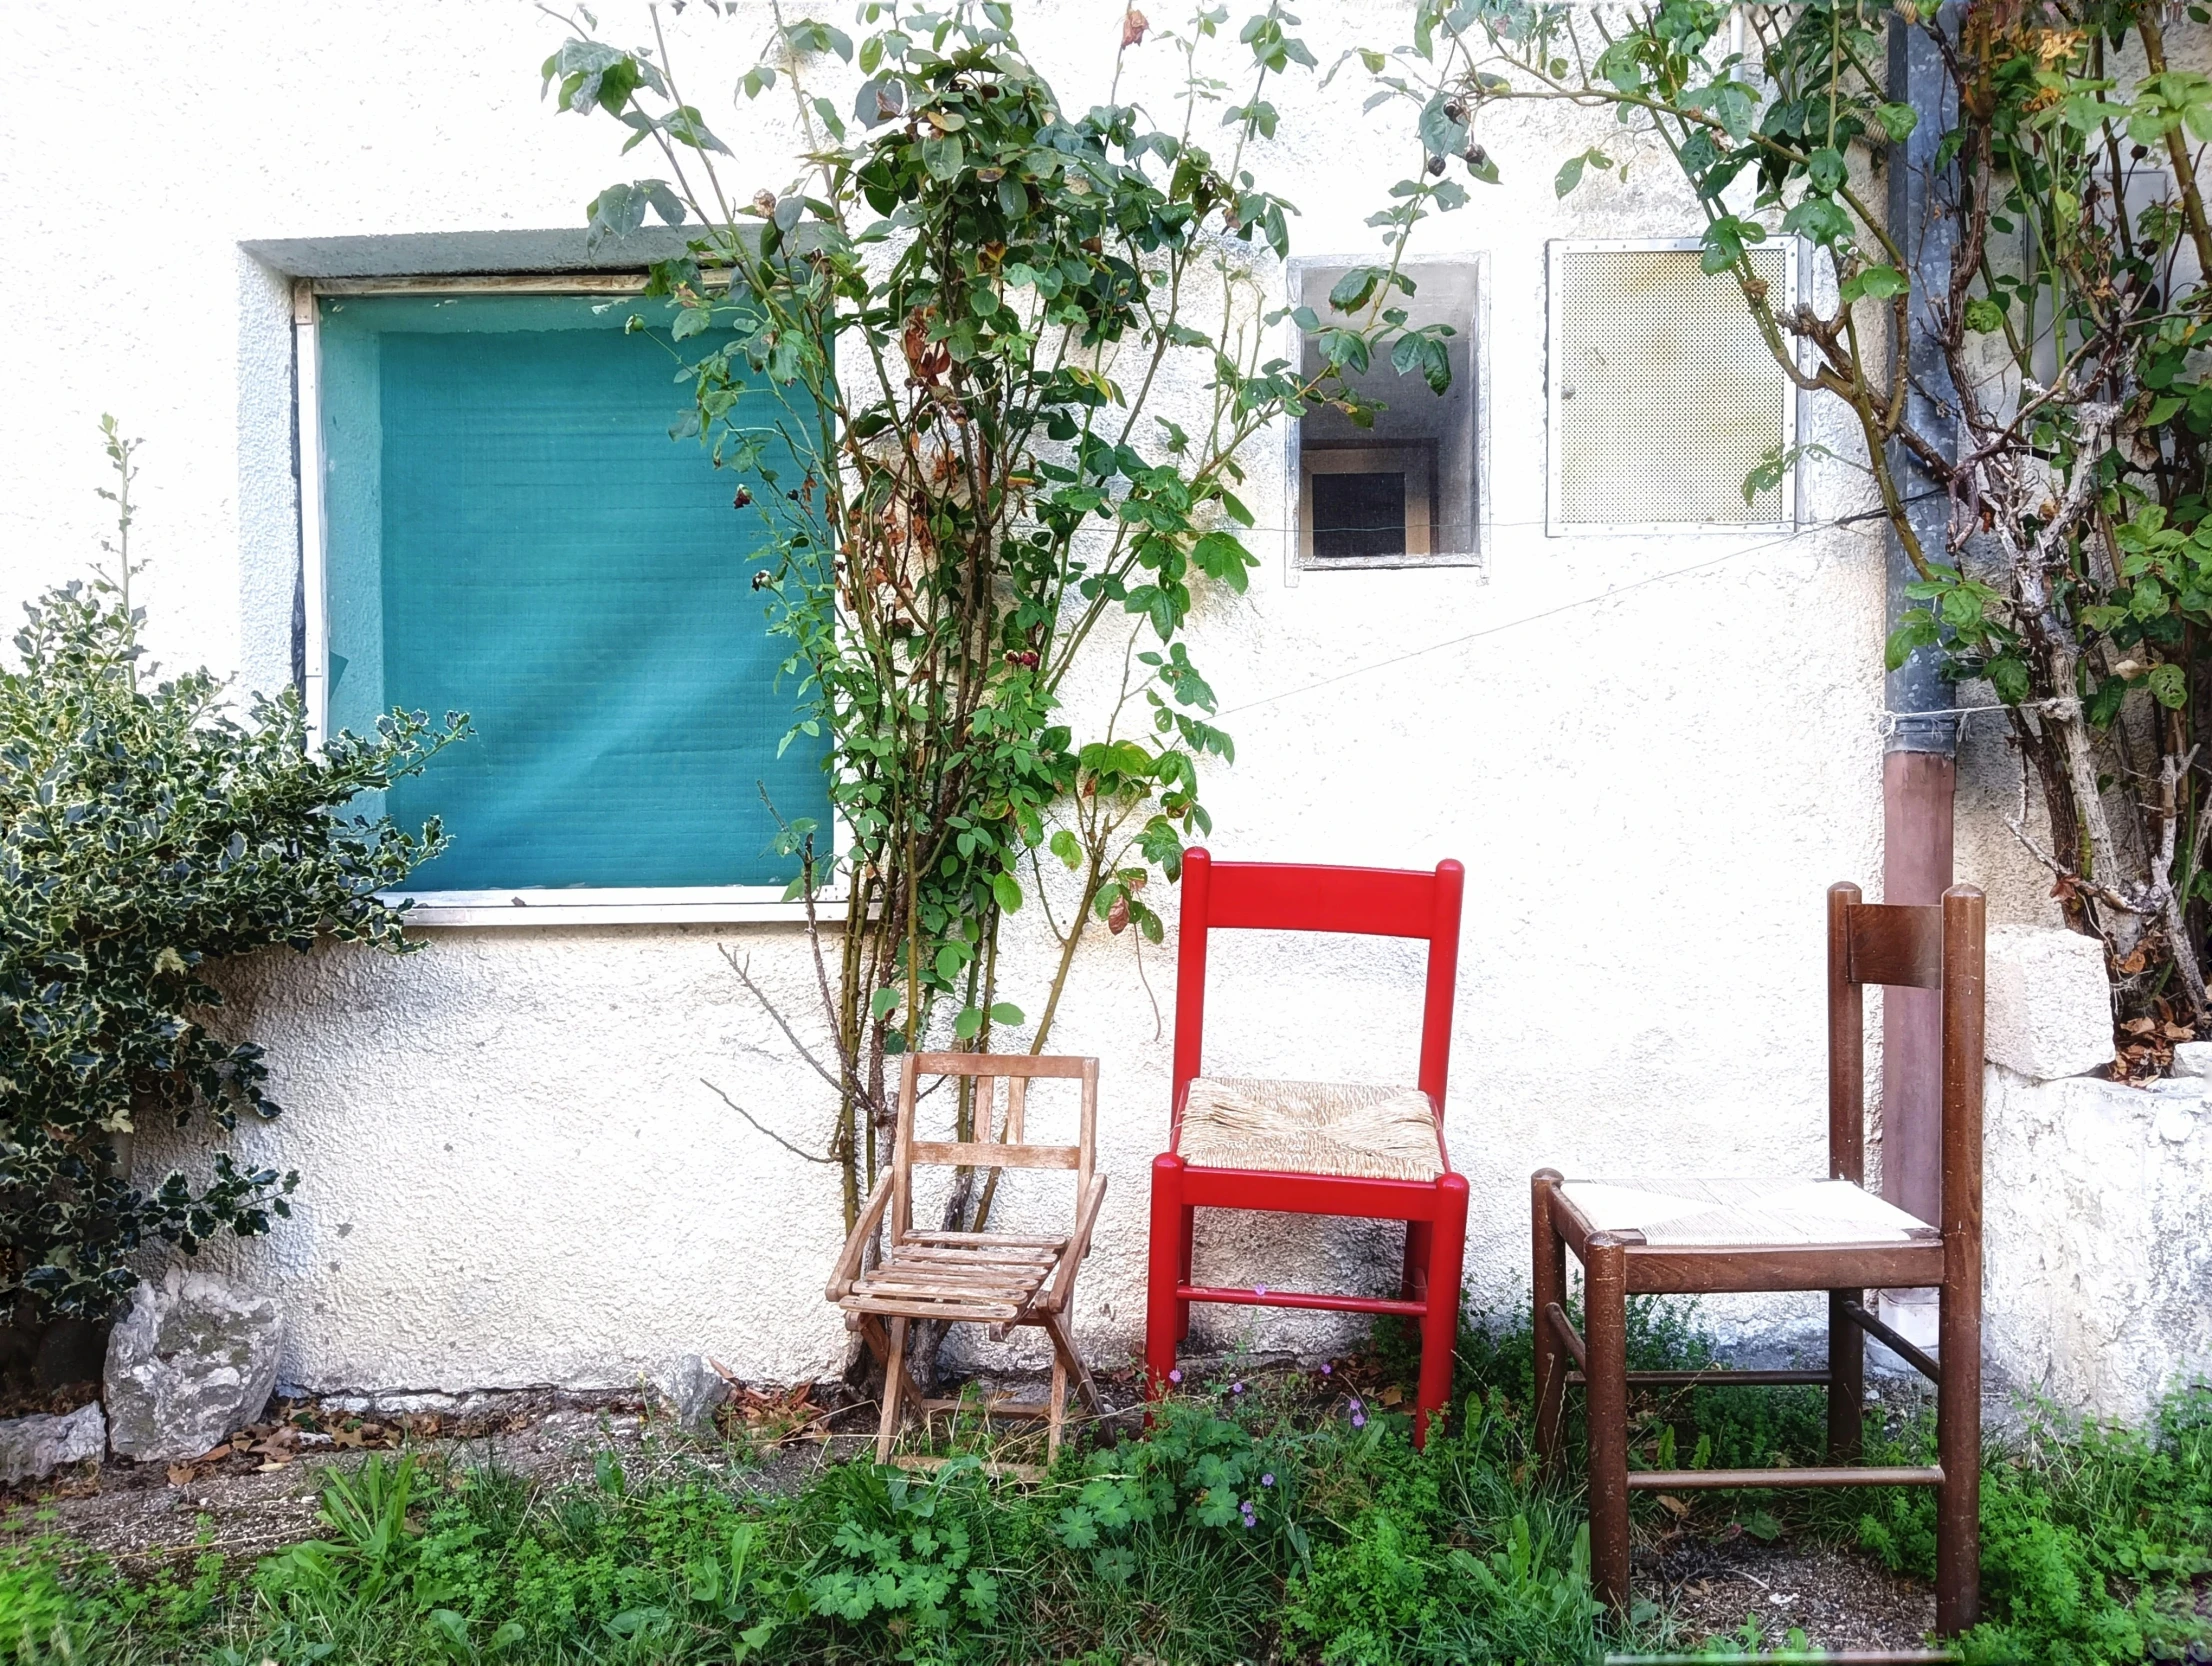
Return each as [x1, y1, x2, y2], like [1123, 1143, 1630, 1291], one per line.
[1175, 1076, 1445, 1181]
[1556, 1177, 1939, 1249]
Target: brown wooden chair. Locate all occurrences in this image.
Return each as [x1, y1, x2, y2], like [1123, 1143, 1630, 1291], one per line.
[827, 1052, 1106, 1467]
[1532, 882, 1984, 1636]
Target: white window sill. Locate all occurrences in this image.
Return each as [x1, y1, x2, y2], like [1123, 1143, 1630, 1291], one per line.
[387, 888, 847, 928]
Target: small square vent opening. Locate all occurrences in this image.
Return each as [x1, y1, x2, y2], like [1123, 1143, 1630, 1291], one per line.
[1548, 241, 1796, 531]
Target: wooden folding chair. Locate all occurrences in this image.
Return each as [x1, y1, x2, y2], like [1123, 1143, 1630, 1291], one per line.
[827, 1052, 1106, 1467]
[1146, 849, 1469, 1446]
[1533, 883, 1985, 1636]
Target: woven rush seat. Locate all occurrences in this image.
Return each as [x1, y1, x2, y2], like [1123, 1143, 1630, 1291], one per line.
[1558, 1177, 1938, 1248]
[841, 1231, 1067, 1322]
[1176, 1076, 1444, 1181]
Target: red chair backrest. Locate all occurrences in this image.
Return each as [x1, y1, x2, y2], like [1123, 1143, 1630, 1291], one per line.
[1172, 849, 1466, 1114]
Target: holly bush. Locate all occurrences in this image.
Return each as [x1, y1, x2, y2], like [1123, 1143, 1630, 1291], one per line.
[0, 448, 465, 1318]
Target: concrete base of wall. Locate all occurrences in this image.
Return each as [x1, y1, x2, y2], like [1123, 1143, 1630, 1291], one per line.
[1984, 1063, 2212, 1424]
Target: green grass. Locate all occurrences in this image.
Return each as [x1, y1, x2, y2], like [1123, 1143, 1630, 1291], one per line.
[0, 1305, 2205, 1665]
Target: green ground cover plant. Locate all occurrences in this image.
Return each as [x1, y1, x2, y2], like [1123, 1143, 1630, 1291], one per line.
[0, 1305, 2203, 1664]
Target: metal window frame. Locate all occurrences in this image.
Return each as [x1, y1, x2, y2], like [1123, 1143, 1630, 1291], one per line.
[1544, 236, 1802, 538]
[1281, 253, 1490, 586]
[291, 273, 845, 928]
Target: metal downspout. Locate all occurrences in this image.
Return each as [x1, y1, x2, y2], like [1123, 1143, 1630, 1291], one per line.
[1882, 9, 1962, 1234]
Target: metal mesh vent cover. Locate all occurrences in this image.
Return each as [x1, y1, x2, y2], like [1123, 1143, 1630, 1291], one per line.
[1549, 242, 1795, 530]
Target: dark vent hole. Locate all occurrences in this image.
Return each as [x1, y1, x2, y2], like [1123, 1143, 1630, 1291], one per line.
[1311, 471, 1405, 559]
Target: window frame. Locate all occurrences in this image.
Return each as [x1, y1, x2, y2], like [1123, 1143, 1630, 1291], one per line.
[1280, 253, 1489, 585]
[292, 273, 846, 927]
[1544, 236, 1803, 538]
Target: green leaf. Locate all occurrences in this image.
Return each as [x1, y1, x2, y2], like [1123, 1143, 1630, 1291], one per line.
[954, 1006, 983, 1041]
[1885, 614, 1941, 671]
[919, 134, 965, 182]
[1049, 829, 1082, 869]
[1962, 296, 2005, 334]
[1841, 265, 1907, 304]
[991, 871, 1023, 912]
[2149, 662, 2189, 708]
[1874, 102, 1918, 142]
[1554, 154, 1587, 198]
[1987, 656, 2031, 706]
[988, 1002, 1024, 1025]
[871, 986, 900, 1019]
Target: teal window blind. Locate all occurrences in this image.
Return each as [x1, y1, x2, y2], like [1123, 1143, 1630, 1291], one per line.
[317, 293, 825, 893]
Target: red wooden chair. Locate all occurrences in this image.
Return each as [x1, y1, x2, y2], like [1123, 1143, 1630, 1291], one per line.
[1146, 849, 1468, 1445]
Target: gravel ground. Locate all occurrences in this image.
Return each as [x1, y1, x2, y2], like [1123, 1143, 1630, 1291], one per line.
[1640, 1534, 1938, 1653]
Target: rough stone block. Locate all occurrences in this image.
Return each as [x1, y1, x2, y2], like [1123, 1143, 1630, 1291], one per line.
[665, 1353, 731, 1435]
[0, 1402, 105, 1485]
[1983, 926, 2112, 1081]
[2173, 1041, 2212, 1078]
[1984, 1064, 2212, 1422]
[104, 1269, 283, 1462]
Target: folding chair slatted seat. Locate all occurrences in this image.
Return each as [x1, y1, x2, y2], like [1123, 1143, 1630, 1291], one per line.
[827, 1053, 1106, 1467]
[1533, 882, 1985, 1640]
[1147, 850, 1470, 1446]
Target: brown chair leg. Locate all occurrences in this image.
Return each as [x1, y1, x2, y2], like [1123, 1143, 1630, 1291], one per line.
[1827, 1287, 1864, 1462]
[1532, 1171, 1567, 1474]
[1585, 1233, 1632, 1612]
[1936, 1268, 1982, 1634]
[876, 1317, 910, 1465]
[1045, 1350, 1069, 1465]
[1043, 1308, 1102, 1415]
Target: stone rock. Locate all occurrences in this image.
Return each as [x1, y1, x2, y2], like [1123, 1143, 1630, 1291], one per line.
[103, 1268, 283, 1461]
[0, 1402, 106, 1485]
[1982, 925, 2112, 1081]
[665, 1353, 730, 1435]
[2173, 1040, 2212, 1078]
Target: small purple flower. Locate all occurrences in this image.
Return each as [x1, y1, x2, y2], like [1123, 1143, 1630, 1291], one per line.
[1168, 1368, 1182, 1384]
[1240, 1499, 1257, 1528]
[1348, 1396, 1364, 1413]
[1231, 1381, 1245, 1396]
[1260, 1473, 1275, 1488]
[1351, 1411, 1367, 1429]
[1254, 1285, 1268, 1296]
[1319, 1363, 1332, 1376]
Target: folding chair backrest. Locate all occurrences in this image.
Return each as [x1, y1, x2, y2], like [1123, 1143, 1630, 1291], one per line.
[1824, 881, 1986, 1242]
[892, 1053, 1099, 1238]
[1172, 849, 1466, 1110]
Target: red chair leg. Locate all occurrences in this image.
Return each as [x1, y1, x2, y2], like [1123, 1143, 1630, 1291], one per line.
[1146, 1154, 1186, 1402]
[1412, 1174, 1468, 1448]
[1176, 1204, 1196, 1342]
[1401, 1219, 1433, 1302]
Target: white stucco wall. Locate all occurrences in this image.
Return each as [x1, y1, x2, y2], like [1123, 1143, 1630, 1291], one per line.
[3, 2, 2093, 1398]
